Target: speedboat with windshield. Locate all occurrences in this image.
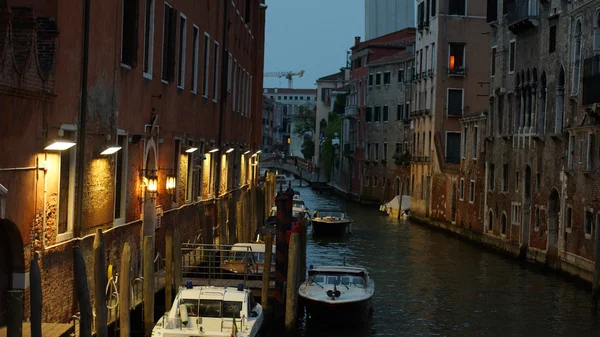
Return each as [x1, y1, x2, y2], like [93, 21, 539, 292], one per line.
[152, 282, 263, 336]
[220, 243, 275, 277]
[311, 209, 351, 236]
[298, 266, 374, 321]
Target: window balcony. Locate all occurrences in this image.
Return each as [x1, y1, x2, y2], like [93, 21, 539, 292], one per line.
[447, 66, 467, 77]
[344, 105, 359, 119]
[507, 0, 539, 35]
[410, 109, 431, 118]
[583, 55, 600, 106]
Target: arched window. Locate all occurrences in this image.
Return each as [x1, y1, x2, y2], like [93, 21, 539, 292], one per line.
[555, 67, 565, 134]
[539, 72, 547, 136]
[501, 213, 507, 235]
[594, 12, 600, 54]
[572, 20, 582, 95]
[488, 210, 494, 232]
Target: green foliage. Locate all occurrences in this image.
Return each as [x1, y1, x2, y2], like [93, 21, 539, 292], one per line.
[321, 112, 342, 179]
[333, 93, 347, 114]
[292, 105, 316, 137]
[301, 138, 315, 160]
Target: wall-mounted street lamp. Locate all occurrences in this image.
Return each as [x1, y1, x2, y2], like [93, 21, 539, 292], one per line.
[45, 140, 76, 151]
[185, 147, 198, 153]
[166, 175, 176, 194]
[243, 150, 251, 155]
[208, 148, 219, 153]
[100, 146, 122, 155]
[226, 148, 234, 154]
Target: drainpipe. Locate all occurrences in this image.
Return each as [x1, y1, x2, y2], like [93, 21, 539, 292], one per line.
[215, 0, 230, 197]
[75, 0, 90, 237]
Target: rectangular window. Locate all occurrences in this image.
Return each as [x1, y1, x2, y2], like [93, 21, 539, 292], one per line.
[491, 46, 496, 77]
[375, 143, 379, 161]
[431, 43, 435, 74]
[191, 25, 199, 93]
[587, 133, 595, 171]
[431, 0, 436, 16]
[227, 53, 233, 92]
[202, 33, 210, 97]
[161, 3, 176, 81]
[447, 89, 464, 116]
[373, 176, 378, 187]
[396, 142, 402, 154]
[448, 0, 466, 15]
[469, 180, 475, 203]
[383, 142, 388, 161]
[366, 143, 371, 160]
[515, 171, 520, 192]
[459, 178, 465, 200]
[448, 43, 465, 74]
[374, 106, 381, 122]
[473, 125, 478, 159]
[462, 126, 468, 158]
[57, 133, 76, 240]
[176, 13, 186, 88]
[509, 40, 516, 73]
[503, 164, 508, 192]
[113, 135, 128, 223]
[511, 203, 522, 225]
[579, 139, 584, 164]
[142, 0, 155, 76]
[375, 73, 381, 86]
[446, 132, 461, 164]
[489, 163, 495, 191]
[568, 135, 574, 169]
[212, 41, 219, 102]
[233, 61, 238, 108]
[365, 176, 370, 187]
[585, 209, 594, 236]
[549, 26, 556, 53]
[566, 206, 573, 229]
[397, 104, 403, 120]
[368, 74, 374, 86]
[398, 69, 404, 83]
[366, 107, 373, 122]
[122, 0, 139, 67]
[383, 72, 391, 85]
[534, 207, 541, 228]
[383, 105, 389, 122]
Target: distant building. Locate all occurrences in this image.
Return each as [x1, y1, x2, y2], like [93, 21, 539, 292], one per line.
[263, 88, 317, 157]
[262, 96, 275, 151]
[365, 0, 416, 40]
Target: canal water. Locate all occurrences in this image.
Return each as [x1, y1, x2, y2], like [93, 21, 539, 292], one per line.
[286, 185, 600, 337]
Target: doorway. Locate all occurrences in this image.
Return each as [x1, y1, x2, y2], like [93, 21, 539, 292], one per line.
[0, 219, 25, 327]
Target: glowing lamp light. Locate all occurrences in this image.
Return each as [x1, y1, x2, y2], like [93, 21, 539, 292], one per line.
[449, 56, 455, 71]
[100, 146, 122, 155]
[243, 150, 251, 155]
[166, 176, 176, 194]
[209, 148, 219, 153]
[226, 148, 234, 154]
[256, 150, 262, 154]
[147, 176, 158, 194]
[45, 140, 76, 151]
[185, 147, 199, 153]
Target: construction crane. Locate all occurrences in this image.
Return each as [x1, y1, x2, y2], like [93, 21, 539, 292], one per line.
[263, 70, 305, 89]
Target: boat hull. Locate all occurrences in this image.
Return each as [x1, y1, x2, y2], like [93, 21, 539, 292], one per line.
[311, 220, 351, 236]
[300, 296, 373, 322]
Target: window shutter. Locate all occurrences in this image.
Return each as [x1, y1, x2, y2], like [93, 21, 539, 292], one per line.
[168, 8, 178, 82]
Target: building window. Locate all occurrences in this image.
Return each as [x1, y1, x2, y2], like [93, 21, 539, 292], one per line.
[176, 13, 187, 88]
[374, 106, 381, 122]
[375, 143, 379, 161]
[585, 207, 594, 237]
[365, 176, 370, 187]
[491, 46, 496, 77]
[375, 73, 382, 86]
[398, 69, 404, 83]
[572, 20, 582, 95]
[447, 88, 464, 116]
[534, 206, 541, 229]
[113, 135, 128, 224]
[566, 205, 573, 229]
[586, 133, 595, 171]
[212, 41, 219, 102]
[161, 2, 176, 81]
[472, 125, 478, 159]
[448, 43, 465, 74]
[366, 143, 371, 160]
[122, 0, 139, 68]
[397, 104, 404, 120]
[202, 33, 210, 97]
[233, 61, 238, 108]
[469, 180, 475, 203]
[448, 0, 466, 15]
[549, 25, 556, 53]
[142, 0, 155, 76]
[446, 132, 461, 164]
[368, 74, 374, 86]
[488, 210, 494, 232]
[383, 142, 388, 161]
[373, 176, 378, 187]
[502, 164, 508, 192]
[383, 71, 391, 85]
[462, 126, 468, 158]
[383, 105, 389, 122]
[227, 53, 233, 92]
[366, 107, 373, 122]
[568, 135, 575, 169]
[191, 25, 199, 93]
[511, 203, 522, 225]
[57, 133, 76, 241]
[489, 163, 495, 191]
[509, 40, 516, 73]
[515, 171, 520, 192]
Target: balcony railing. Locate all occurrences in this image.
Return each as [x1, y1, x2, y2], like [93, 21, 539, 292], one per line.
[583, 55, 600, 106]
[410, 109, 431, 118]
[411, 156, 431, 163]
[344, 105, 359, 119]
[447, 66, 467, 77]
[506, 0, 539, 34]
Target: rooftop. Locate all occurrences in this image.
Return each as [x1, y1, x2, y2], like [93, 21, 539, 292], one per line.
[368, 50, 413, 66]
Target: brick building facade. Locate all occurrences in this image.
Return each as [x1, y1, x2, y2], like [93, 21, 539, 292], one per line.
[0, 0, 265, 325]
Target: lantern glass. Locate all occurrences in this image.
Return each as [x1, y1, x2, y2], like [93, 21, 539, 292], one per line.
[147, 177, 158, 193]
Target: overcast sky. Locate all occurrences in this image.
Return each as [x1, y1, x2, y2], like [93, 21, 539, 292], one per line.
[263, 0, 364, 89]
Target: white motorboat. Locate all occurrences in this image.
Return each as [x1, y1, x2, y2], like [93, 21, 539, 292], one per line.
[152, 283, 264, 337]
[299, 266, 374, 322]
[311, 209, 352, 236]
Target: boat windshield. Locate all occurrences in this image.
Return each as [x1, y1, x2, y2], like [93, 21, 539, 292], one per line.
[179, 299, 243, 318]
[317, 211, 343, 218]
[310, 273, 365, 288]
[293, 200, 305, 207]
[229, 252, 246, 261]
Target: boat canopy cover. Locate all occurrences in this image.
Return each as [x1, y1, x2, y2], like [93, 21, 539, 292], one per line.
[308, 266, 367, 277]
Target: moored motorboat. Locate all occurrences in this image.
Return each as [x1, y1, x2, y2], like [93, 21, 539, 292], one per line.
[299, 266, 374, 322]
[311, 209, 351, 236]
[152, 283, 263, 336]
[220, 243, 275, 277]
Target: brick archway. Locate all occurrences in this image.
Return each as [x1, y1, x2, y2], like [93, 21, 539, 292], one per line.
[0, 219, 25, 327]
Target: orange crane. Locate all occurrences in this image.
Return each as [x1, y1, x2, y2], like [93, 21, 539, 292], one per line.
[263, 70, 305, 89]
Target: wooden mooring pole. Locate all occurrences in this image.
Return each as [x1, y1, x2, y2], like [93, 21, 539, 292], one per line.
[119, 242, 131, 337]
[30, 252, 42, 337]
[93, 229, 108, 337]
[261, 232, 273, 313]
[174, 229, 183, 290]
[73, 247, 92, 337]
[285, 232, 300, 332]
[143, 236, 154, 335]
[165, 230, 173, 310]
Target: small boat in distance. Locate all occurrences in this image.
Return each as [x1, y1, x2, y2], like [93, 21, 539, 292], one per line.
[299, 266, 374, 322]
[152, 282, 264, 336]
[311, 209, 351, 236]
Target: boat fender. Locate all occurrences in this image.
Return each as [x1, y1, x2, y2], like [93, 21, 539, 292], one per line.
[179, 304, 189, 326]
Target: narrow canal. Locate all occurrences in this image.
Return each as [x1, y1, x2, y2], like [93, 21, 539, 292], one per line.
[285, 185, 600, 337]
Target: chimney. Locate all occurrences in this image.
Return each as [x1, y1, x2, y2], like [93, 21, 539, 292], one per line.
[354, 36, 360, 47]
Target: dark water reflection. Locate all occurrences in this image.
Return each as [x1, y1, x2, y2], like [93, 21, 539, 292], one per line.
[289, 185, 600, 337]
